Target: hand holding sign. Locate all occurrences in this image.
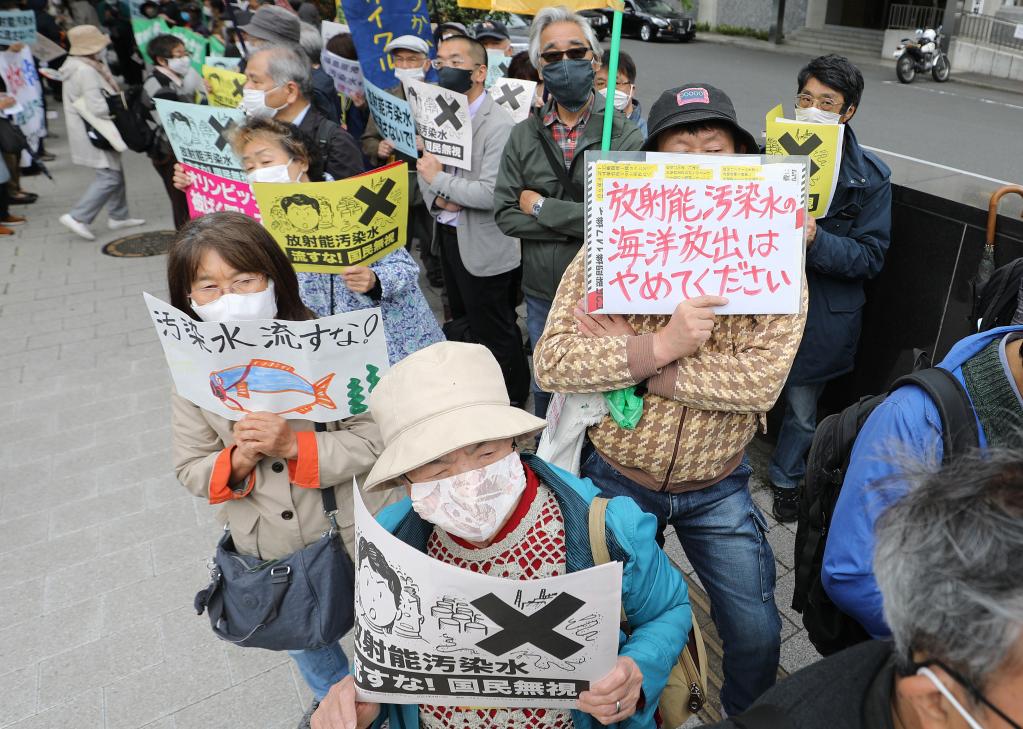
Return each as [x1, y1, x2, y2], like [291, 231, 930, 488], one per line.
[652, 296, 728, 368]
[577, 656, 644, 724]
[312, 675, 380, 729]
[233, 411, 299, 459]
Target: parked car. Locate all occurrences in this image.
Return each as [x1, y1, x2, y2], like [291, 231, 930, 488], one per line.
[580, 9, 611, 40]
[603, 0, 696, 42]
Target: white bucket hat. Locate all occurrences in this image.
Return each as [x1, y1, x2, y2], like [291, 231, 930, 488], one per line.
[365, 342, 546, 490]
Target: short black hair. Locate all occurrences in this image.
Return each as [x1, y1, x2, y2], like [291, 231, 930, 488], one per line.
[440, 34, 487, 67]
[657, 120, 744, 152]
[600, 49, 636, 84]
[147, 33, 184, 63]
[358, 537, 402, 611]
[280, 194, 320, 213]
[506, 50, 538, 82]
[326, 31, 357, 60]
[797, 54, 864, 111]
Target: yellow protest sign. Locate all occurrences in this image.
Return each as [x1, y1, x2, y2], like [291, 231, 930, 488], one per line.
[203, 65, 246, 109]
[764, 103, 844, 218]
[253, 162, 408, 273]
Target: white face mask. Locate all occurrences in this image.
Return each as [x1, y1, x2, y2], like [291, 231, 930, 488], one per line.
[247, 160, 299, 184]
[409, 450, 526, 544]
[241, 86, 285, 119]
[794, 106, 843, 125]
[167, 56, 191, 76]
[192, 280, 278, 322]
[917, 667, 986, 729]
[393, 66, 425, 84]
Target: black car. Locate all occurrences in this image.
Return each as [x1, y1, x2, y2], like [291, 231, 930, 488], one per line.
[603, 0, 696, 42]
[579, 9, 610, 40]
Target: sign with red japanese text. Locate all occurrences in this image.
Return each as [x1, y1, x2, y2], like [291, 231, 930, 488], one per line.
[181, 163, 261, 221]
[155, 98, 246, 182]
[765, 104, 844, 218]
[252, 162, 408, 272]
[144, 293, 390, 422]
[0, 46, 44, 150]
[403, 78, 472, 171]
[585, 152, 808, 316]
[491, 77, 537, 124]
[352, 485, 621, 708]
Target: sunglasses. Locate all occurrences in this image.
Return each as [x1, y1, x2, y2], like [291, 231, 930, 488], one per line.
[540, 47, 591, 64]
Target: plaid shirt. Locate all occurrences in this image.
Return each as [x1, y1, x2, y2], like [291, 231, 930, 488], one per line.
[543, 95, 594, 169]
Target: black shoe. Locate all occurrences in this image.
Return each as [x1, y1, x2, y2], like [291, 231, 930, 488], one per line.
[771, 484, 800, 523]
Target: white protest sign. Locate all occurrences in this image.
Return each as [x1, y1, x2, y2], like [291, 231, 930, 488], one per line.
[404, 78, 472, 171]
[491, 78, 536, 124]
[144, 293, 390, 422]
[0, 10, 36, 44]
[321, 48, 363, 97]
[321, 20, 348, 46]
[154, 98, 246, 182]
[0, 46, 44, 149]
[485, 48, 509, 88]
[364, 78, 417, 158]
[585, 152, 807, 316]
[353, 485, 622, 708]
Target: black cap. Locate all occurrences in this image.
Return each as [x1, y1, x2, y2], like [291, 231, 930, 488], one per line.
[643, 83, 758, 153]
[472, 20, 509, 41]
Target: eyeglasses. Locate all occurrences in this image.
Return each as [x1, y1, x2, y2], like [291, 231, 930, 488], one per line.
[594, 78, 632, 91]
[430, 58, 482, 70]
[539, 47, 592, 64]
[912, 659, 1023, 729]
[795, 93, 844, 113]
[189, 274, 266, 305]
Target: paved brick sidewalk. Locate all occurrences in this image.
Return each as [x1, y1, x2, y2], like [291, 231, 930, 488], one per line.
[0, 109, 817, 729]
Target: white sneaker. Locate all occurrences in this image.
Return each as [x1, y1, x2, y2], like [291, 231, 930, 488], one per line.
[108, 217, 146, 230]
[59, 213, 95, 241]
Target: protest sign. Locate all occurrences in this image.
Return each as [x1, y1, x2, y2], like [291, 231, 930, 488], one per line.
[182, 163, 261, 220]
[321, 19, 348, 45]
[404, 78, 472, 171]
[204, 55, 242, 71]
[155, 98, 246, 181]
[145, 293, 389, 422]
[485, 48, 510, 88]
[29, 32, 66, 63]
[169, 25, 208, 74]
[0, 11, 36, 44]
[352, 485, 622, 708]
[321, 49, 363, 98]
[338, 0, 432, 89]
[203, 65, 245, 108]
[252, 162, 408, 272]
[131, 17, 170, 64]
[764, 103, 844, 219]
[585, 151, 808, 316]
[363, 78, 417, 158]
[491, 78, 536, 124]
[208, 34, 225, 57]
[0, 46, 44, 150]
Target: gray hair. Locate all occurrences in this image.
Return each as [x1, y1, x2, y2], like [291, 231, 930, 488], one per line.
[254, 44, 313, 101]
[298, 21, 322, 66]
[874, 448, 1023, 691]
[527, 5, 601, 69]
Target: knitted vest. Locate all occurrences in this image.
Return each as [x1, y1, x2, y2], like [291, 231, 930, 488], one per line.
[960, 338, 1023, 450]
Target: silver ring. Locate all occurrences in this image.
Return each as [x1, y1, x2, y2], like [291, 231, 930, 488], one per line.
[615, 699, 621, 714]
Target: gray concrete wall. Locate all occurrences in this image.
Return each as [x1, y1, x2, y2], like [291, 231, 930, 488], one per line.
[951, 37, 1023, 80]
[691, 0, 809, 32]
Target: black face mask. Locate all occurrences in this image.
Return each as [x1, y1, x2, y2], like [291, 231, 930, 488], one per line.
[437, 66, 474, 94]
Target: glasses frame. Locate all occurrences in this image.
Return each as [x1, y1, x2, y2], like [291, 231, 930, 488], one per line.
[429, 58, 483, 71]
[188, 274, 268, 306]
[794, 93, 844, 113]
[539, 47, 592, 64]
[911, 659, 1022, 729]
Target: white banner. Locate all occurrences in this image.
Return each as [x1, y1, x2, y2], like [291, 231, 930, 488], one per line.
[0, 46, 44, 149]
[352, 485, 622, 708]
[491, 78, 536, 124]
[404, 78, 472, 171]
[321, 48, 363, 97]
[144, 293, 390, 422]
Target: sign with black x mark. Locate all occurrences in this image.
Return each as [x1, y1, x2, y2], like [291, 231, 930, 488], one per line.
[471, 592, 586, 659]
[355, 178, 398, 225]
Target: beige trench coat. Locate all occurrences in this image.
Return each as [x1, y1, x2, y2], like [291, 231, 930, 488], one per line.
[172, 394, 403, 560]
[61, 57, 121, 171]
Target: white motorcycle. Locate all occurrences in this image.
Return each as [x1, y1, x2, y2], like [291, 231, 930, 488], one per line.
[894, 27, 951, 84]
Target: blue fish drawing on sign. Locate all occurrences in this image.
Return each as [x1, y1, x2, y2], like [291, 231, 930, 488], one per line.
[210, 358, 336, 416]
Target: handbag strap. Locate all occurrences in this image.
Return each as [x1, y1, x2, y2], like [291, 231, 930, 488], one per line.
[314, 422, 341, 533]
[535, 120, 583, 203]
[587, 496, 627, 624]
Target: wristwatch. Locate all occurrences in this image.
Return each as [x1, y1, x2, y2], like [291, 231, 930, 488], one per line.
[530, 196, 546, 218]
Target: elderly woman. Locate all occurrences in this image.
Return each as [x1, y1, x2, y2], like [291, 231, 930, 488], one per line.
[313, 341, 691, 729]
[166, 211, 401, 725]
[173, 118, 444, 363]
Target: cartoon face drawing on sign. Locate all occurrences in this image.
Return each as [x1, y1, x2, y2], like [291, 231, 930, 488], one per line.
[280, 194, 322, 232]
[167, 111, 197, 145]
[357, 537, 403, 634]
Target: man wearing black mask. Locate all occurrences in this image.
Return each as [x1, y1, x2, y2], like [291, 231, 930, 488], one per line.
[416, 35, 530, 409]
[494, 5, 643, 419]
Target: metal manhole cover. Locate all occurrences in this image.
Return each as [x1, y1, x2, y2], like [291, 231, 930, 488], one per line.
[101, 230, 177, 258]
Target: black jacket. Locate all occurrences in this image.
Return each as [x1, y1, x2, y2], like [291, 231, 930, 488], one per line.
[297, 104, 364, 181]
[311, 66, 342, 125]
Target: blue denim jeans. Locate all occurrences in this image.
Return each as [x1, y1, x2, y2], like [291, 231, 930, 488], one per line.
[289, 642, 349, 701]
[524, 294, 553, 419]
[581, 451, 781, 716]
[768, 382, 827, 489]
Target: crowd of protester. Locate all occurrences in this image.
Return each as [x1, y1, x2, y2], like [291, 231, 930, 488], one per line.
[18, 1, 1022, 728]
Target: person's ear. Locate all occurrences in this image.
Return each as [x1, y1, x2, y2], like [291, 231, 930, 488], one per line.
[475, 64, 487, 84]
[285, 80, 300, 104]
[841, 103, 856, 123]
[897, 674, 956, 729]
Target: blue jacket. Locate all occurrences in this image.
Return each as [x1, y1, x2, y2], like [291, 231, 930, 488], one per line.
[821, 327, 1020, 637]
[369, 454, 692, 729]
[786, 126, 892, 385]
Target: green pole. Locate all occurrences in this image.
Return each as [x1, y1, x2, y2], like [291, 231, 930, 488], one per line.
[599, 9, 623, 152]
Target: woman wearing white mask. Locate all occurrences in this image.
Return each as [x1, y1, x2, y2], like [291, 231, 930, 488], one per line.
[173, 118, 443, 363]
[144, 34, 206, 230]
[166, 211, 402, 726]
[312, 341, 692, 729]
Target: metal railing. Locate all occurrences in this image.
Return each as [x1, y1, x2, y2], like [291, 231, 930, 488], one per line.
[888, 3, 943, 30]
[956, 11, 1023, 53]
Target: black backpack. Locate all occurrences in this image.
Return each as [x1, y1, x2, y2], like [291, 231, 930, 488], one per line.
[973, 258, 1023, 332]
[105, 85, 158, 154]
[791, 367, 979, 656]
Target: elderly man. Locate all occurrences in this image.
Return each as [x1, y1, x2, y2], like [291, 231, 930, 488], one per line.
[311, 341, 691, 729]
[494, 5, 644, 419]
[242, 45, 363, 181]
[361, 35, 440, 286]
[707, 448, 1023, 728]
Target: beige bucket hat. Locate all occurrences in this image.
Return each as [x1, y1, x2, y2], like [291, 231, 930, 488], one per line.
[68, 25, 111, 56]
[365, 342, 546, 491]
